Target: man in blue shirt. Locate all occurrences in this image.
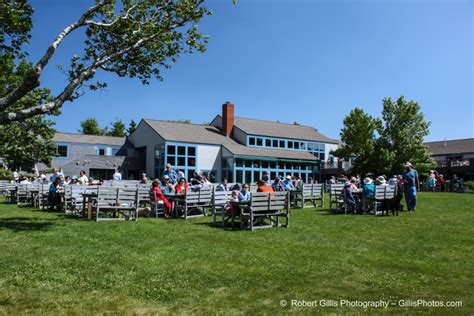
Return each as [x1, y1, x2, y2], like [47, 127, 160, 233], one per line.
[402, 162, 419, 212]
[163, 164, 178, 185]
[281, 176, 295, 191]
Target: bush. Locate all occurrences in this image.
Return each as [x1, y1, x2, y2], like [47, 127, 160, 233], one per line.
[0, 169, 13, 181]
[464, 181, 474, 191]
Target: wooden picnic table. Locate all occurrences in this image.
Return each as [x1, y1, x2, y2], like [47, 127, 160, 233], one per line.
[164, 193, 185, 217]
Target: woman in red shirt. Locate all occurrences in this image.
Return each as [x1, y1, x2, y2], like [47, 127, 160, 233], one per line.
[175, 177, 188, 194]
[150, 179, 172, 216]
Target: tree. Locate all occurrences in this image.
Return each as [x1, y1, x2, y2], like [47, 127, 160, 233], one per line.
[335, 96, 435, 175]
[106, 118, 126, 137]
[334, 108, 381, 175]
[127, 119, 137, 135]
[0, 20, 57, 170]
[378, 96, 434, 175]
[79, 117, 104, 135]
[0, 0, 213, 124]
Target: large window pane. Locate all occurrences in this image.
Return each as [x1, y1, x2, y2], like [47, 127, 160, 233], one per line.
[244, 160, 251, 168]
[253, 171, 260, 182]
[188, 157, 196, 166]
[236, 170, 243, 183]
[279, 140, 285, 148]
[187, 146, 196, 156]
[265, 139, 271, 147]
[167, 156, 175, 165]
[294, 142, 300, 149]
[177, 157, 186, 166]
[178, 146, 186, 156]
[245, 171, 251, 184]
[256, 138, 263, 146]
[272, 139, 278, 147]
[167, 145, 175, 155]
[288, 141, 293, 149]
[249, 137, 255, 146]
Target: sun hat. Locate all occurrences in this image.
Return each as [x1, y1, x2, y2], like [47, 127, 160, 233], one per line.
[163, 175, 170, 179]
[344, 181, 351, 187]
[286, 175, 292, 180]
[364, 178, 372, 185]
[405, 162, 412, 167]
[377, 176, 386, 184]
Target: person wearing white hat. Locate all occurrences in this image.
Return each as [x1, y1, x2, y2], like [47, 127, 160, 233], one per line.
[362, 177, 375, 199]
[402, 162, 419, 212]
[280, 175, 295, 191]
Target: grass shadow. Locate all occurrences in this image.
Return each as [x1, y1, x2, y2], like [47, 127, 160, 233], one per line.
[0, 216, 55, 232]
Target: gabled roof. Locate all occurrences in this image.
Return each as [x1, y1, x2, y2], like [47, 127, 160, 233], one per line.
[424, 138, 474, 156]
[142, 119, 318, 161]
[212, 115, 338, 144]
[54, 132, 127, 146]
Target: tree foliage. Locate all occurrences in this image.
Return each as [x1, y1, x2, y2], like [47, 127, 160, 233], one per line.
[79, 117, 104, 135]
[127, 119, 137, 135]
[106, 118, 126, 137]
[0, 0, 214, 124]
[334, 96, 435, 175]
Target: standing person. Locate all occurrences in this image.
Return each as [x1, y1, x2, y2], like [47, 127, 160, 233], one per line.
[176, 169, 185, 181]
[113, 168, 122, 181]
[402, 162, 419, 212]
[163, 164, 178, 185]
[51, 167, 64, 183]
[78, 170, 89, 185]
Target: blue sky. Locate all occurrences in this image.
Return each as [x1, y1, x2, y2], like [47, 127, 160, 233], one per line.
[28, 0, 473, 141]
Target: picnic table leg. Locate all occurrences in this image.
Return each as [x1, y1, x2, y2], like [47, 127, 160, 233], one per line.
[87, 197, 93, 220]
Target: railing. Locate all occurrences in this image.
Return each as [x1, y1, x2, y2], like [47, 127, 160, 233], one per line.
[322, 161, 353, 170]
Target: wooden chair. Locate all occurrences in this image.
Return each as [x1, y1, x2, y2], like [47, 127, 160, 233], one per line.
[176, 187, 213, 219]
[295, 183, 324, 208]
[329, 184, 345, 212]
[240, 191, 290, 231]
[212, 190, 232, 226]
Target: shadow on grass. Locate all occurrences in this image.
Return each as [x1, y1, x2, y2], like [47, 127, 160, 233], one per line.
[192, 221, 244, 232]
[0, 216, 55, 232]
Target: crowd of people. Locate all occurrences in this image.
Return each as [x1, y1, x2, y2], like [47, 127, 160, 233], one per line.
[6, 161, 466, 215]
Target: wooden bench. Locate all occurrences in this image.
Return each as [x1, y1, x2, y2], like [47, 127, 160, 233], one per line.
[5, 183, 17, 203]
[294, 183, 324, 208]
[176, 187, 213, 219]
[373, 185, 397, 216]
[240, 191, 290, 231]
[329, 184, 345, 212]
[64, 185, 89, 213]
[212, 190, 232, 226]
[93, 187, 137, 221]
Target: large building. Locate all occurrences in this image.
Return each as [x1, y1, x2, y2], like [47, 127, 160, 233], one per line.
[48, 103, 339, 182]
[424, 138, 474, 180]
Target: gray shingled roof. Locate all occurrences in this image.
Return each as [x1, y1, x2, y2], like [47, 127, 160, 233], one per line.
[213, 115, 338, 144]
[425, 138, 474, 156]
[54, 132, 127, 146]
[143, 119, 318, 161]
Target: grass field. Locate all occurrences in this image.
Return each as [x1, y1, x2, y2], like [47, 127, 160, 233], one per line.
[0, 192, 473, 314]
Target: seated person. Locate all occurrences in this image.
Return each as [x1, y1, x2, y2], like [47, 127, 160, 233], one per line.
[150, 180, 172, 217]
[216, 179, 228, 191]
[48, 176, 64, 211]
[280, 176, 295, 191]
[175, 177, 188, 194]
[343, 181, 358, 213]
[272, 177, 283, 191]
[362, 178, 375, 198]
[160, 175, 175, 194]
[224, 190, 240, 214]
[238, 184, 251, 202]
[257, 180, 274, 192]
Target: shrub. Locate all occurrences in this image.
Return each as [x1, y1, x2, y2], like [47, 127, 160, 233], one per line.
[0, 169, 13, 181]
[464, 181, 474, 191]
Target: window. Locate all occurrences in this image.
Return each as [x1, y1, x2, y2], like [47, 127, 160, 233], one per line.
[279, 140, 285, 148]
[272, 139, 278, 147]
[249, 137, 256, 146]
[98, 148, 106, 156]
[187, 147, 196, 156]
[56, 145, 68, 157]
[256, 138, 263, 146]
[177, 157, 186, 166]
[288, 141, 293, 149]
[178, 146, 186, 156]
[167, 145, 176, 155]
[167, 156, 176, 165]
[236, 170, 243, 183]
[265, 139, 271, 147]
[294, 142, 300, 149]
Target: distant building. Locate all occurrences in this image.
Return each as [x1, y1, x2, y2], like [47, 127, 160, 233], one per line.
[45, 132, 144, 180]
[424, 138, 474, 180]
[45, 102, 339, 182]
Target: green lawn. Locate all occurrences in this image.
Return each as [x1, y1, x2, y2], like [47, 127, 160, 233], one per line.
[0, 193, 473, 314]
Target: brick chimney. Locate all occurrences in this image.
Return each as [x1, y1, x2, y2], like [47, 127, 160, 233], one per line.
[222, 101, 234, 137]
